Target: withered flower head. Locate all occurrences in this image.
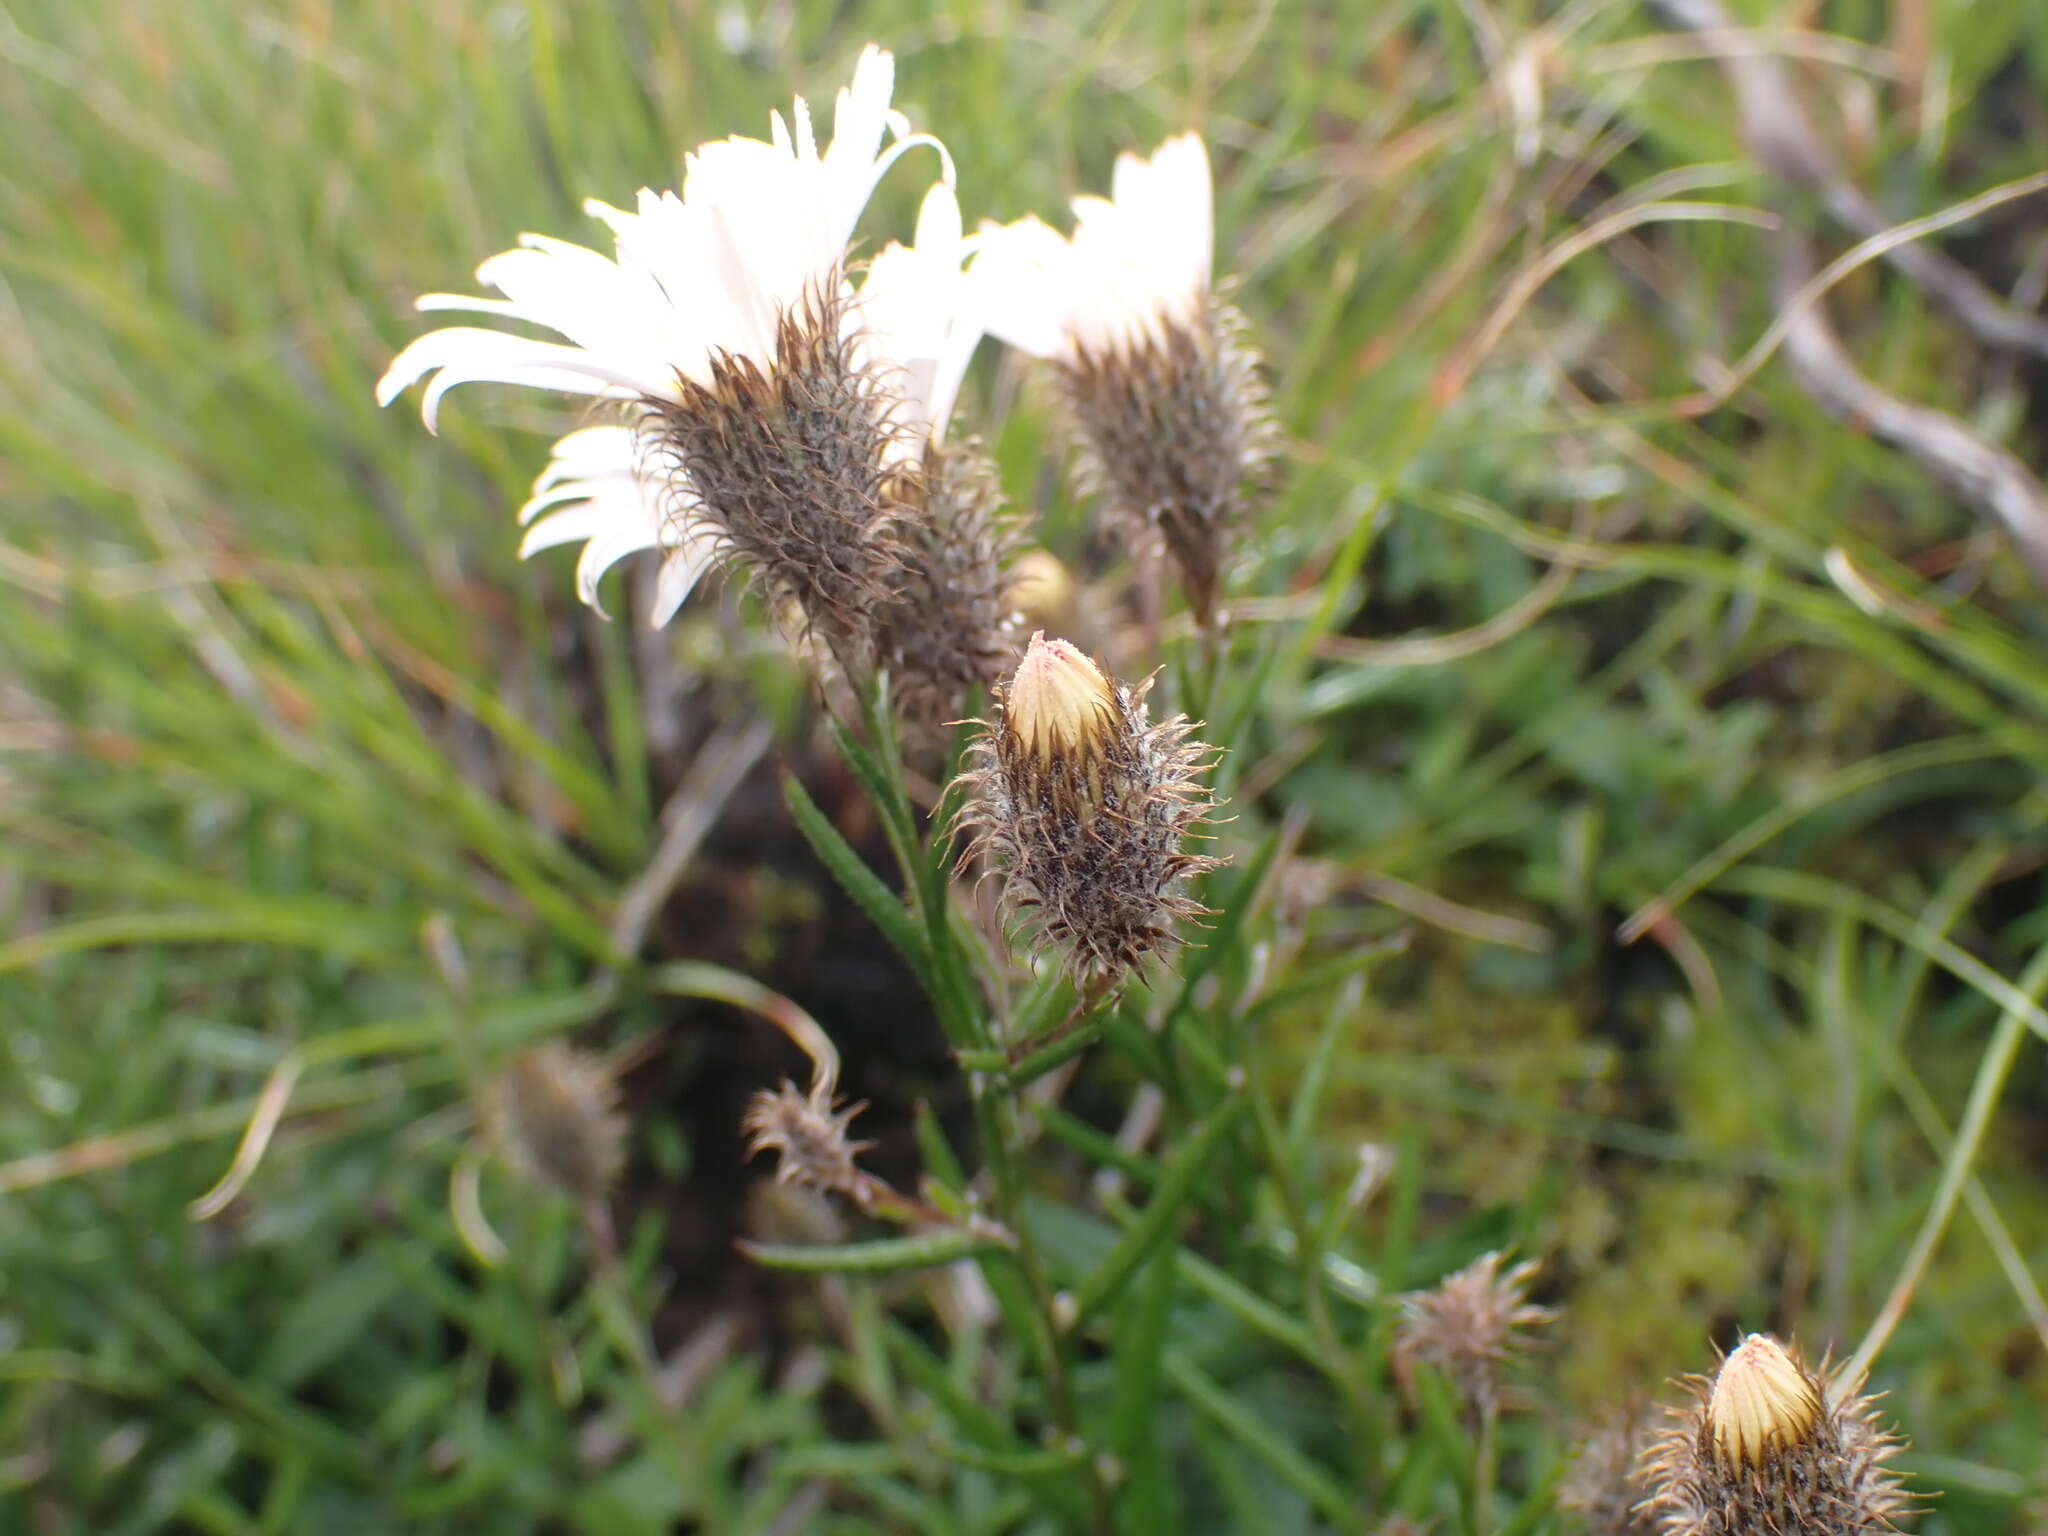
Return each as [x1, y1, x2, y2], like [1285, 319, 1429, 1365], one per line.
[1561, 1409, 1656, 1536]
[742, 1080, 875, 1200]
[1640, 1334, 1913, 1535]
[1394, 1251, 1554, 1420]
[954, 632, 1223, 986]
[482, 1043, 625, 1205]
[975, 134, 1277, 627]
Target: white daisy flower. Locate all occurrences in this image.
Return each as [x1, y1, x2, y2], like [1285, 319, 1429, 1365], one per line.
[972, 132, 1272, 628]
[377, 45, 966, 634]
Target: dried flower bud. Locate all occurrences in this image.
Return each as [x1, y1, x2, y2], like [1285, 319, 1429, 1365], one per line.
[954, 632, 1223, 986]
[1394, 1251, 1553, 1420]
[645, 278, 912, 670]
[482, 1044, 624, 1206]
[1640, 1334, 1913, 1535]
[874, 437, 1022, 744]
[1561, 1409, 1656, 1535]
[742, 1080, 876, 1201]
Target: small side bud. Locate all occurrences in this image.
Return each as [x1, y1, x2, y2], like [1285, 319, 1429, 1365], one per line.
[874, 437, 1023, 747]
[1005, 549, 1075, 632]
[1560, 1409, 1655, 1535]
[741, 1081, 874, 1200]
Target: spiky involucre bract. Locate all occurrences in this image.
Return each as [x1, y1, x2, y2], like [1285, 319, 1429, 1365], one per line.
[874, 436, 1023, 746]
[1057, 293, 1275, 627]
[954, 635, 1223, 987]
[641, 274, 911, 671]
[1639, 1336, 1913, 1535]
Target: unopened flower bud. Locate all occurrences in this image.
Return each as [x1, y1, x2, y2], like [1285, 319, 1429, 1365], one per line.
[1708, 1334, 1821, 1469]
[1007, 634, 1118, 765]
[1640, 1334, 1913, 1535]
[954, 632, 1223, 986]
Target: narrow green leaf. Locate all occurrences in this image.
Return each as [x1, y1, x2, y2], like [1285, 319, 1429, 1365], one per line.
[1068, 1084, 1246, 1327]
[1108, 1246, 1178, 1529]
[1169, 1247, 1322, 1365]
[1034, 1104, 1160, 1189]
[955, 1016, 1104, 1090]
[929, 1438, 1089, 1478]
[1164, 1351, 1355, 1526]
[780, 770, 932, 986]
[739, 1229, 1006, 1274]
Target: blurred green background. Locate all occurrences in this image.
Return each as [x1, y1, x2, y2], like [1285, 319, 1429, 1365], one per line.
[3, 0, 2047, 1530]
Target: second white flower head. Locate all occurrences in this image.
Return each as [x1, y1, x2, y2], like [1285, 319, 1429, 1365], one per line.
[972, 132, 1213, 362]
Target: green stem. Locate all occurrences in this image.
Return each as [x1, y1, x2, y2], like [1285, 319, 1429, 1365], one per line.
[1473, 1406, 1497, 1536]
[971, 1086, 1114, 1534]
[1837, 943, 2048, 1398]
[1243, 1035, 1377, 1496]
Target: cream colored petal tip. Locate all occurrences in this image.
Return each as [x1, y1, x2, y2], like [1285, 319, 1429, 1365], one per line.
[1707, 1335, 1822, 1468]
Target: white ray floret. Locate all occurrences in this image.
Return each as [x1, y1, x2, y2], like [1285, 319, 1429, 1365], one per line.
[971, 132, 1213, 361]
[856, 180, 983, 459]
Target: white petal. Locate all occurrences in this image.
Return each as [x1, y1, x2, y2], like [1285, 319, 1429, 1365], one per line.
[529, 425, 643, 490]
[378, 327, 635, 431]
[1152, 132, 1214, 295]
[520, 501, 625, 556]
[791, 95, 817, 163]
[576, 517, 664, 616]
[825, 45, 895, 195]
[649, 525, 720, 627]
[968, 217, 1075, 360]
[973, 132, 1217, 366]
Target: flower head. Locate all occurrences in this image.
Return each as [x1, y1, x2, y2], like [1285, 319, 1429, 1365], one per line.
[975, 133, 1274, 626]
[482, 1043, 625, 1205]
[741, 1079, 875, 1199]
[1561, 1410, 1657, 1536]
[1639, 1334, 1913, 1535]
[953, 632, 1223, 986]
[871, 435, 1022, 744]
[379, 47, 983, 656]
[1394, 1251, 1554, 1420]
